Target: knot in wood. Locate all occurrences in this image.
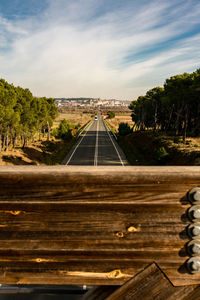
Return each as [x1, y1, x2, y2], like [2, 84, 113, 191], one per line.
[108, 269, 123, 278]
[116, 232, 124, 238]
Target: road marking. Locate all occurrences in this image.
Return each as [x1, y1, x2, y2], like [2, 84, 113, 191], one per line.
[65, 121, 93, 165]
[104, 121, 124, 166]
[94, 118, 99, 166]
[77, 120, 92, 138]
[105, 121, 117, 140]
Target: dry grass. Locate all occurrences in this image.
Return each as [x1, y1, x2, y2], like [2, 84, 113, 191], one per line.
[107, 114, 134, 132]
[0, 143, 44, 166]
[161, 136, 200, 153]
[54, 111, 93, 128]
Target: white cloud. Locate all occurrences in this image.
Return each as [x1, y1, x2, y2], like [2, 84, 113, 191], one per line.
[0, 0, 200, 100]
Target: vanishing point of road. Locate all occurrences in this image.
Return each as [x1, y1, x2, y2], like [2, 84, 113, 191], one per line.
[62, 111, 128, 166]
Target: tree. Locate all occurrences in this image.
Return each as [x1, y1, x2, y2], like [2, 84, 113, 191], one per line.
[56, 119, 72, 140]
[107, 111, 115, 119]
[118, 122, 132, 135]
[0, 78, 58, 152]
[129, 69, 200, 140]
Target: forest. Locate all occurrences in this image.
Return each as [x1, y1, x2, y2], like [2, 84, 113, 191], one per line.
[129, 69, 200, 141]
[0, 79, 57, 154]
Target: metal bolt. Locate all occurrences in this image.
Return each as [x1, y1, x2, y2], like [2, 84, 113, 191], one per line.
[193, 209, 200, 219]
[192, 243, 200, 255]
[192, 225, 200, 236]
[187, 223, 200, 238]
[187, 257, 200, 274]
[187, 240, 200, 256]
[188, 187, 200, 204]
[188, 205, 200, 221]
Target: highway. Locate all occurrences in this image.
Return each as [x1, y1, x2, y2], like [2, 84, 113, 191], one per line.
[63, 111, 128, 166]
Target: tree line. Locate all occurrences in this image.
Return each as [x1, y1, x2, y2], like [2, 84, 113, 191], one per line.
[129, 69, 200, 141]
[0, 78, 58, 154]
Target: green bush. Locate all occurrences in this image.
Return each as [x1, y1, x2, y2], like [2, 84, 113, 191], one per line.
[107, 111, 115, 119]
[118, 122, 132, 136]
[53, 119, 72, 140]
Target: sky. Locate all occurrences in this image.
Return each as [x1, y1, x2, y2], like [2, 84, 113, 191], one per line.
[0, 0, 200, 100]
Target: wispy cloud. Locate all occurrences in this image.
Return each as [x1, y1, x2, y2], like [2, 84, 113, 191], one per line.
[0, 0, 200, 99]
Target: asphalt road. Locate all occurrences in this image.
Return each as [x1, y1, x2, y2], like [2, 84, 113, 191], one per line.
[63, 112, 128, 166]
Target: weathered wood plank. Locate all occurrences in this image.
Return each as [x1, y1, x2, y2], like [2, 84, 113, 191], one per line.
[104, 263, 200, 300]
[0, 166, 199, 286]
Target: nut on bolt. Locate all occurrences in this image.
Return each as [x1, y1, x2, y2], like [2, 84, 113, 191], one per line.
[188, 205, 200, 221]
[187, 257, 200, 274]
[188, 187, 200, 204]
[187, 240, 200, 256]
[187, 223, 200, 239]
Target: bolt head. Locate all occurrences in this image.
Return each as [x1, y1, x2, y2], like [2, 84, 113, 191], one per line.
[194, 190, 200, 202]
[193, 209, 200, 219]
[187, 257, 200, 274]
[188, 187, 200, 204]
[192, 225, 200, 236]
[192, 243, 200, 255]
[191, 260, 200, 271]
[188, 206, 200, 221]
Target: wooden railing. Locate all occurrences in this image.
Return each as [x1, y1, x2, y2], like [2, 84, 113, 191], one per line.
[0, 166, 199, 288]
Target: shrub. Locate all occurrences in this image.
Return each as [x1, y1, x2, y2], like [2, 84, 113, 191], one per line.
[54, 119, 72, 140]
[118, 122, 132, 136]
[107, 111, 115, 119]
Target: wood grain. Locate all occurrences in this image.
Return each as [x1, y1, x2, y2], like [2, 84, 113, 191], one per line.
[0, 166, 199, 286]
[105, 263, 200, 300]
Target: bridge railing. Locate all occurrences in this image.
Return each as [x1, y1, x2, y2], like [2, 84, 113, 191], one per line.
[0, 166, 199, 287]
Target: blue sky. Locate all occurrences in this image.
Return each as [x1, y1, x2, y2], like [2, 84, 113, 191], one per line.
[0, 0, 200, 100]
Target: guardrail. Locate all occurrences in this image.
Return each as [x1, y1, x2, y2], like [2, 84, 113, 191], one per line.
[104, 120, 118, 140]
[0, 166, 199, 287]
[77, 120, 93, 137]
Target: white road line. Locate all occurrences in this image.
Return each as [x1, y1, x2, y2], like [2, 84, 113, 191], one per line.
[65, 121, 93, 165]
[104, 121, 124, 166]
[77, 120, 92, 138]
[94, 118, 99, 166]
[105, 121, 117, 140]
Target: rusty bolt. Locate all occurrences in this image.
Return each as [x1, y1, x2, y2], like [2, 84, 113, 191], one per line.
[187, 257, 200, 274]
[188, 187, 200, 204]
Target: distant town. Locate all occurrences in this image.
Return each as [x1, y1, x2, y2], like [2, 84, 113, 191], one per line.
[55, 98, 131, 108]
